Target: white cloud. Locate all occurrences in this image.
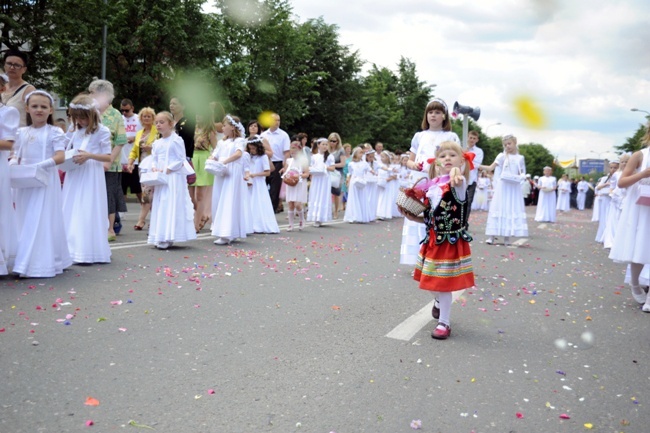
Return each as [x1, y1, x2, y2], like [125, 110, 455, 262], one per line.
[290, 0, 650, 159]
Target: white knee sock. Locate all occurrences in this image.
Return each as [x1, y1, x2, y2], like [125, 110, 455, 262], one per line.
[288, 211, 294, 227]
[437, 292, 453, 326]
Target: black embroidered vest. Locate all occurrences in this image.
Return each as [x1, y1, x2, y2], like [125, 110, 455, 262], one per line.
[423, 186, 473, 245]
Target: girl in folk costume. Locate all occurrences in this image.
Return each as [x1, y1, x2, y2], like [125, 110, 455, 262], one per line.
[400, 98, 460, 265]
[576, 177, 589, 210]
[376, 151, 399, 220]
[246, 137, 279, 233]
[11, 90, 72, 277]
[534, 166, 557, 222]
[307, 138, 334, 227]
[399, 141, 475, 340]
[210, 115, 248, 244]
[479, 135, 528, 245]
[603, 154, 630, 249]
[556, 174, 571, 212]
[281, 142, 309, 231]
[344, 147, 372, 223]
[146, 111, 196, 249]
[471, 170, 491, 211]
[609, 124, 650, 311]
[62, 95, 112, 263]
[594, 160, 619, 243]
[0, 73, 19, 274]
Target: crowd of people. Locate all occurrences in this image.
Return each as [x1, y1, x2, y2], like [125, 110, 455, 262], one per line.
[1, 50, 649, 335]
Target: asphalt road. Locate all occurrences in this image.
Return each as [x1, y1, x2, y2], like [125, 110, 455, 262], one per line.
[1, 204, 648, 433]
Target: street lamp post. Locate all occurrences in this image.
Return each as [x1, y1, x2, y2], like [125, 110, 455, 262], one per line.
[485, 122, 501, 136]
[631, 108, 650, 116]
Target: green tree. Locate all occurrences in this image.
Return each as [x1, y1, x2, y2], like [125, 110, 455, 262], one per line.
[518, 143, 556, 177]
[616, 122, 648, 153]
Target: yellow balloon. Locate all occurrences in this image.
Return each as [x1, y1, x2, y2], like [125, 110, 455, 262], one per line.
[513, 95, 547, 129]
[258, 111, 275, 129]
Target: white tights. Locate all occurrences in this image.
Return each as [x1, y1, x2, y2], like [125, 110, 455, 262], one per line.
[436, 292, 453, 326]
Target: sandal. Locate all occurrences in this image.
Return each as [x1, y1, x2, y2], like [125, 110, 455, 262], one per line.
[134, 224, 144, 231]
[197, 216, 210, 232]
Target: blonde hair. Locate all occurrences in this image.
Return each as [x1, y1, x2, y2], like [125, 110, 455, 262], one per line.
[351, 146, 364, 162]
[427, 141, 470, 181]
[156, 111, 175, 127]
[328, 133, 342, 151]
[138, 106, 156, 120]
[69, 94, 101, 134]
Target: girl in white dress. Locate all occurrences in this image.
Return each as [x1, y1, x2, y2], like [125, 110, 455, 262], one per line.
[576, 178, 589, 210]
[246, 137, 279, 233]
[210, 115, 248, 244]
[0, 73, 19, 274]
[479, 135, 528, 245]
[472, 171, 491, 211]
[556, 174, 571, 212]
[281, 143, 309, 231]
[608, 127, 650, 310]
[344, 147, 372, 223]
[401, 98, 460, 264]
[307, 138, 334, 227]
[389, 153, 402, 217]
[146, 111, 197, 249]
[534, 166, 557, 222]
[603, 154, 630, 249]
[363, 147, 379, 222]
[376, 151, 398, 219]
[11, 90, 72, 277]
[63, 94, 112, 263]
[594, 161, 619, 243]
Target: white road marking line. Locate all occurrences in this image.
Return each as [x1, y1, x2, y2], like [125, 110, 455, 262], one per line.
[386, 291, 465, 341]
[109, 219, 350, 250]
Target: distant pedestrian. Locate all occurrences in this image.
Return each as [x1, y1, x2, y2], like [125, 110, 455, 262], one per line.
[577, 177, 589, 210]
[399, 141, 475, 340]
[556, 174, 571, 212]
[534, 166, 557, 222]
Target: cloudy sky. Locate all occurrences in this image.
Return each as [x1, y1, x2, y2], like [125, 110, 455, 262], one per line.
[285, 0, 650, 160]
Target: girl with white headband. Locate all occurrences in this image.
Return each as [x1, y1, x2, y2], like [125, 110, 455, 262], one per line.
[62, 94, 113, 263]
[210, 114, 248, 245]
[0, 73, 19, 274]
[11, 90, 72, 277]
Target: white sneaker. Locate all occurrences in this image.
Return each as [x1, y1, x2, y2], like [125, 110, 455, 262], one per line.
[631, 285, 647, 304]
[156, 241, 170, 250]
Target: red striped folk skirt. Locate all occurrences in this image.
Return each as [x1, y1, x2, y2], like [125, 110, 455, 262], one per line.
[413, 238, 474, 292]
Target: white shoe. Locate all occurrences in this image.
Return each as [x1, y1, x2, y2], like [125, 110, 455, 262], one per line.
[156, 241, 170, 250]
[286, 226, 293, 232]
[485, 237, 494, 245]
[643, 302, 650, 313]
[631, 285, 646, 304]
[213, 237, 229, 245]
[314, 221, 321, 227]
